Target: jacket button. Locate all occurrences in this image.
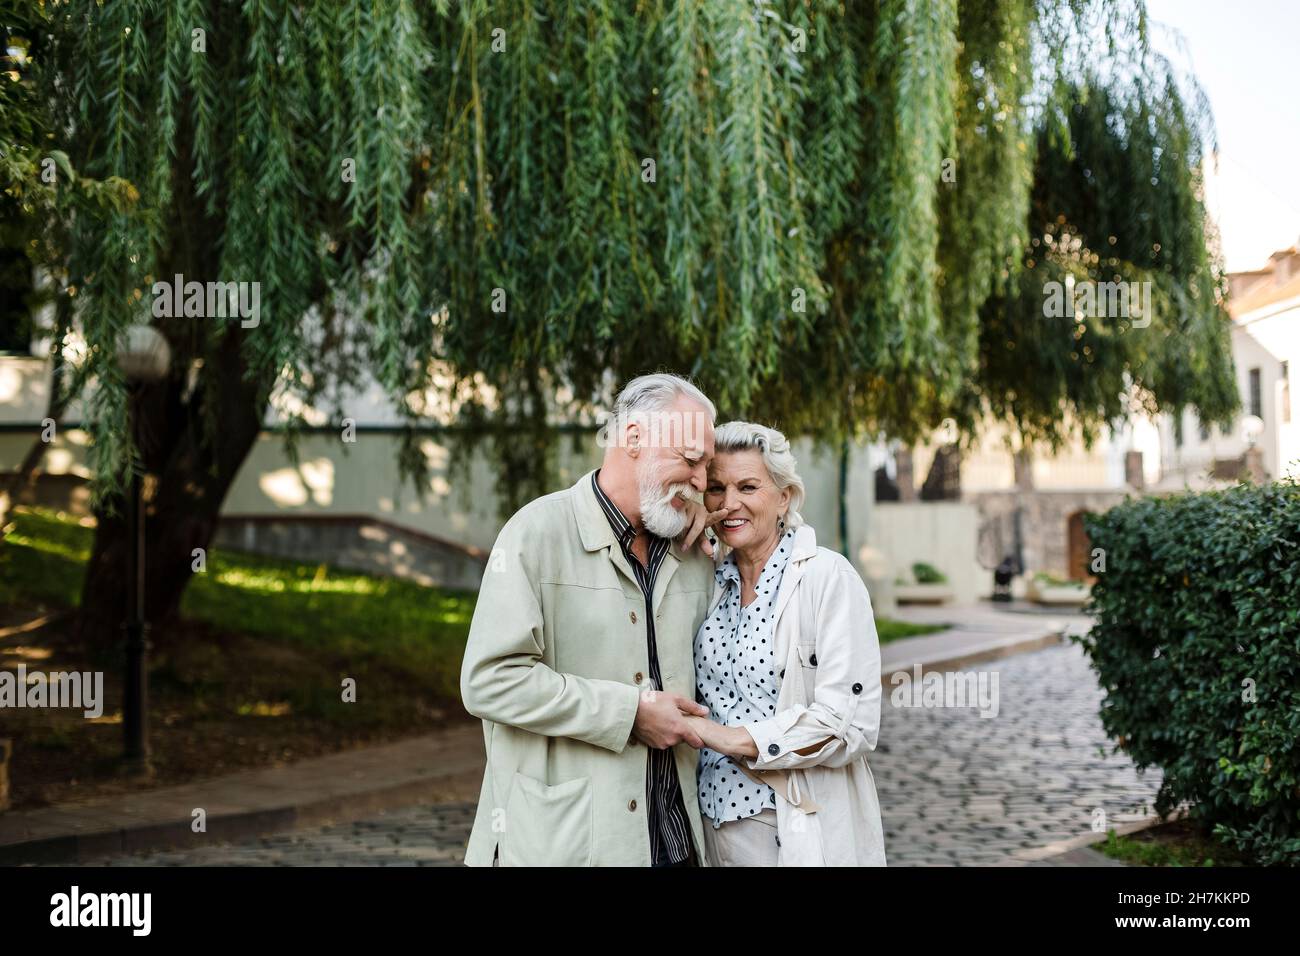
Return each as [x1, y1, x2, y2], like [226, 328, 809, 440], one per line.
[776, 835, 781, 847]
[628, 799, 637, 812]
[630, 611, 638, 624]
[852, 682, 863, 694]
[767, 743, 780, 756]
[779, 669, 785, 679]
[809, 654, 817, 666]
[634, 672, 644, 684]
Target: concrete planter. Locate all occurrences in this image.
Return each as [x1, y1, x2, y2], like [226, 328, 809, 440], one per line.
[1026, 578, 1090, 606]
[894, 583, 954, 605]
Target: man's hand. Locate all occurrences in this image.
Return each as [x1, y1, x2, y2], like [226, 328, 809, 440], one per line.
[677, 498, 728, 557]
[632, 690, 709, 749]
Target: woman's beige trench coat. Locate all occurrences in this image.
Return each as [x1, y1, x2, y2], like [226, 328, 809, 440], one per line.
[714, 522, 887, 866]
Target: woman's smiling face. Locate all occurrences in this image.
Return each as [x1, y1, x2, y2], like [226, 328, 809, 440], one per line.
[704, 449, 790, 556]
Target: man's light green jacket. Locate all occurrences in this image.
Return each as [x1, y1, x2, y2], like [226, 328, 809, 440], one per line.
[460, 470, 715, 866]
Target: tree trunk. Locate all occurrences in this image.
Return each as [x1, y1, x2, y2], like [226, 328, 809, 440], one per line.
[895, 445, 916, 502]
[73, 88, 279, 647]
[75, 326, 269, 647]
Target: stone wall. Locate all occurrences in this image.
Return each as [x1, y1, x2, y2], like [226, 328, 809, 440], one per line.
[969, 489, 1133, 581]
[212, 515, 489, 591]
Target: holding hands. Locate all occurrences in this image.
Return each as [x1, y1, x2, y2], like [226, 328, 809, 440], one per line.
[632, 690, 709, 749]
[681, 714, 759, 759]
[631, 692, 757, 758]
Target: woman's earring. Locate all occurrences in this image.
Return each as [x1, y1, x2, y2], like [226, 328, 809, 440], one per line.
[778, 515, 786, 531]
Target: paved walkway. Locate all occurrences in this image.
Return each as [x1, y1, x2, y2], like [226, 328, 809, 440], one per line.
[51, 639, 1162, 867]
[881, 602, 1083, 673]
[870, 640, 1160, 865]
[0, 725, 487, 864]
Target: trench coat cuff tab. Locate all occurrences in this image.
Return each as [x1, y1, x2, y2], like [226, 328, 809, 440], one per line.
[743, 716, 787, 769]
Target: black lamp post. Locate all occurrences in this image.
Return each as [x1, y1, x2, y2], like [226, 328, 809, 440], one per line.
[115, 324, 171, 772]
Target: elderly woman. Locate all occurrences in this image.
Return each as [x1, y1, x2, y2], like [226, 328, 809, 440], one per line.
[684, 421, 886, 866]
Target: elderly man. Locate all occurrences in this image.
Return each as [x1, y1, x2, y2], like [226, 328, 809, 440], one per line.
[460, 373, 722, 866]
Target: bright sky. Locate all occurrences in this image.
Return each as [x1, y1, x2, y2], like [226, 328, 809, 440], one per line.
[1146, 0, 1300, 273]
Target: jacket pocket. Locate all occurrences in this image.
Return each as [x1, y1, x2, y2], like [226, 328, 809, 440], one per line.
[795, 642, 819, 689]
[499, 772, 593, 867]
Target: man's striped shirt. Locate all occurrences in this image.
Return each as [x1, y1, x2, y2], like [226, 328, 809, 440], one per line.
[591, 470, 693, 866]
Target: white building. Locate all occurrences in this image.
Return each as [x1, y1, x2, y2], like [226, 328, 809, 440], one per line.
[879, 245, 1300, 596]
[1159, 245, 1299, 485]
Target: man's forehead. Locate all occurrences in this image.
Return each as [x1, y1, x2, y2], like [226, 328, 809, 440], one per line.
[646, 397, 713, 454]
[679, 403, 714, 455]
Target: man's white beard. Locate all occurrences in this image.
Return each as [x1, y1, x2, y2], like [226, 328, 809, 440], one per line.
[638, 459, 692, 539]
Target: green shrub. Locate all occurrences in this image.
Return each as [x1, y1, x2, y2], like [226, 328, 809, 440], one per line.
[1076, 481, 1300, 865]
[910, 561, 947, 584]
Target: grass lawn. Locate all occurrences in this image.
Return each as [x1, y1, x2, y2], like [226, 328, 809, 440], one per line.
[1095, 819, 1255, 867]
[875, 617, 941, 644]
[1, 507, 479, 808]
[1, 507, 476, 693]
[0, 506, 941, 809]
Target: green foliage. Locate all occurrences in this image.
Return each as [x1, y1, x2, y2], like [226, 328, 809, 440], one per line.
[1095, 825, 1251, 867]
[13, 0, 1239, 516]
[1, 3, 140, 351]
[975, 75, 1239, 450]
[911, 561, 948, 584]
[1076, 482, 1300, 865]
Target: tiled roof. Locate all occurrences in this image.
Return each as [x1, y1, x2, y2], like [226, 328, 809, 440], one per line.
[1228, 245, 1300, 318]
[1229, 269, 1300, 318]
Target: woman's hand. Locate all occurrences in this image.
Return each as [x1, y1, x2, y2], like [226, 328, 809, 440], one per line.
[682, 715, 759, 759]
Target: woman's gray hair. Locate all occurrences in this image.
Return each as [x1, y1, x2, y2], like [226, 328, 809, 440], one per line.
[713, 420, 806, 529]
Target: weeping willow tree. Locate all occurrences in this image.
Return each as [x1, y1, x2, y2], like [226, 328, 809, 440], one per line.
[6, 0, 1235, 636]
[969, 4, 1239, 448]
[1, 0, 138, 528]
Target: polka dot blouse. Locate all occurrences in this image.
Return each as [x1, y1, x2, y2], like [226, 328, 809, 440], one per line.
[694, 527, 797, 828]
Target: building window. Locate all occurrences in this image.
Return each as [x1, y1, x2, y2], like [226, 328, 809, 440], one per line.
[1249, 367, 1262, 420]
[1283, 361, 1292, 424]
[1198, 419, 1210, 442]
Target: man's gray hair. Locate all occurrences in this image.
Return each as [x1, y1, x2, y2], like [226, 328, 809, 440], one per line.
[713, 420, 806, 529]
[613, 372, 716, 421]
[600, 373, 716, 450]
